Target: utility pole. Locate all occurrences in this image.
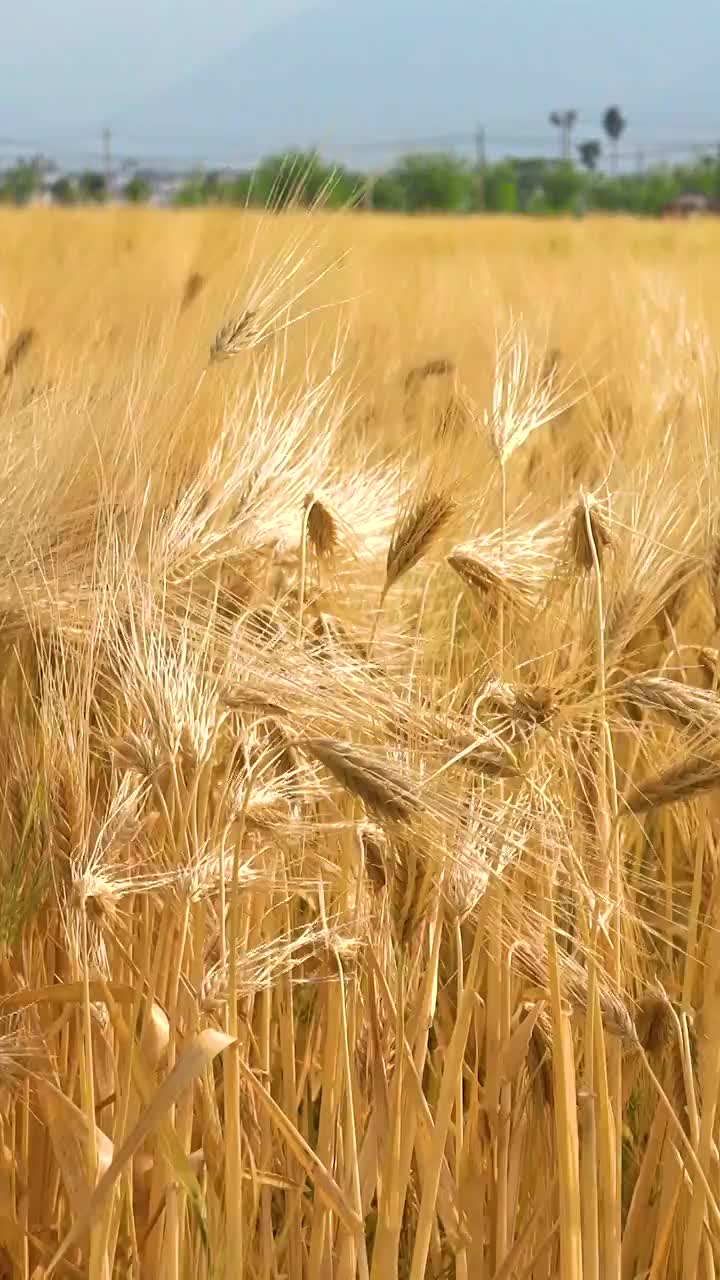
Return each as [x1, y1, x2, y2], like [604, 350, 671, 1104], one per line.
[475, 124, 486, 211]
[101, 126, 112, 190]
[550, 110, 578, 164]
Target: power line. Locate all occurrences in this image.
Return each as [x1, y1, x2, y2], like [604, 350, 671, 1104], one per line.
[101, 127, 112, 186]
[3, 122, 720, 176]
[475, 125, 486, 210]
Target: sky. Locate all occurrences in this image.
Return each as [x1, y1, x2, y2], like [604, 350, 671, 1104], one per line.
[0, 1, 308, 151]
[3, 1, 720, 171]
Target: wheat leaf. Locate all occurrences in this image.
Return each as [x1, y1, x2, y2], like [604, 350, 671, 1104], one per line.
[47, 1029, 235, 1273]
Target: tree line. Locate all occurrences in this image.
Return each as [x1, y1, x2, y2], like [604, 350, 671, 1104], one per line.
[2, 105, 719, 215]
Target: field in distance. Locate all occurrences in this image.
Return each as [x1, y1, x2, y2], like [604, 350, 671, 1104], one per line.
[0, 208, 718, 1278]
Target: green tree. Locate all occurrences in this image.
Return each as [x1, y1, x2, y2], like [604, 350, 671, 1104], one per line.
[578, 140, 602, 172]
[77, 171, 107, 203]
[484, 163, 518, 213]
[50, 176, 77, 205]
[526, 187, 549, 215]
[123, 176, 151, 203]
[174, 174, 210, 206]
[250, 151, 359, 209]
[0, 164, 38, 205]
[543, 161, 585, 212]
[253, 152, 313, 206]
[370, 171, 406, 211]
[635, 170, 682, 215]
[216, 172, 254, 205]
[603, 105, 626, 173]
[510, 158, 552, 211]
[209, 172, 229, 202]
[388, 153, 476, 212]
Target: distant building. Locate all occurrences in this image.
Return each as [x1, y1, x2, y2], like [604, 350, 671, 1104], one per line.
[661, 192, 720, 218]
[116, 169, 188, 205]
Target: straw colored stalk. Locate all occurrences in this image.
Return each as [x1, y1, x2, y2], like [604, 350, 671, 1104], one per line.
[369, 489, 455, 649]
[299, 736, 417, 822]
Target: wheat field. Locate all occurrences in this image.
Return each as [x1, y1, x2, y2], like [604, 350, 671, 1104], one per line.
[0, 207, 720, 1279]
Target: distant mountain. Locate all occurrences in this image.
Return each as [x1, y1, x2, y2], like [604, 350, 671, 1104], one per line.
[120, 0, 720, 165]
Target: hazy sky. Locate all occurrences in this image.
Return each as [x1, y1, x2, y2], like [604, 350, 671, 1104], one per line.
[3, 0, 720, 166]
[0, 1, 308, 142]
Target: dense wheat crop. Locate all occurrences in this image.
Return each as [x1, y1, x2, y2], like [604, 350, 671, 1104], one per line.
[1, 206, 720, 1278]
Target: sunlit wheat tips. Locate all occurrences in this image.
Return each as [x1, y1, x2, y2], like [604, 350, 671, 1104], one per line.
[299, 736, 418, 822]
[210, 309, 260, 359]
[566, 490, 614, 573]
[303, 491, 339, 560]
[381, 490, 456, 604]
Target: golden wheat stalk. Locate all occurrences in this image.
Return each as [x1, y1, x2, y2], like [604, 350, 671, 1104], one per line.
[3, 326, 36, 378]
[303, 492, 338, 560]
[566, 491, 614, 573]
[382, 491, 456, 604]
[625, 747, 720, 814]
[621, 675, 720, 732]
[298, 736, 417, 821]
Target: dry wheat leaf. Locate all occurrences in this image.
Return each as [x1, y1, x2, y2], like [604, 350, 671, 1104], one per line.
[36, 1079, 114, 1218]
[1, 981, 141, 1014]
[499, 1001, 546, 1085]
[237, 1056, 363, 1236]
[47, 1029, 235, 1273]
